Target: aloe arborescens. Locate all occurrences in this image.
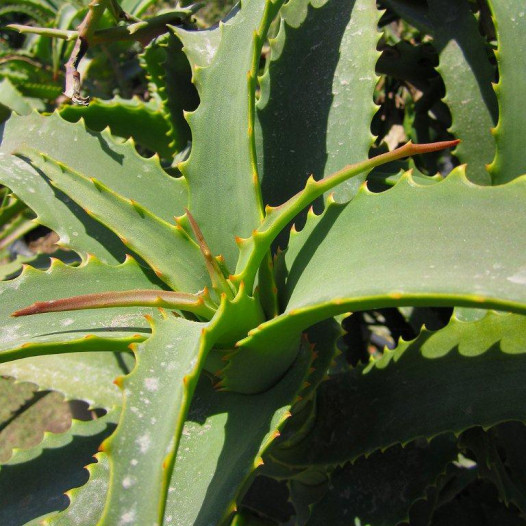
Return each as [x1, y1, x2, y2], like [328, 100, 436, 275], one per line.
[1, 0, 526, 524]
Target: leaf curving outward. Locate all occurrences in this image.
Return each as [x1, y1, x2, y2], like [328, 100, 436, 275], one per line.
[0, 112, 188, 263]
[13, 149, 209, 293]
[234, 140, 460, 291]
[0, 256, 162, 363]
[239, 166, 526, 347]
[270, 311, 526, 467]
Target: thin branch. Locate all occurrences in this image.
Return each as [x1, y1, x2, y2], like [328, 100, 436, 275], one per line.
[63, 0, 109, 104]
[8, 4, 201, 104]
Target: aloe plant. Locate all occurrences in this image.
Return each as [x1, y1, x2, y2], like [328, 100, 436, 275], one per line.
[0, 0, 526, 524]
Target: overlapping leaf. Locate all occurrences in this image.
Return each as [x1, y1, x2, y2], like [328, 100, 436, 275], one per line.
[163, 344, 311, 525]
[306, 436, 458, 526]
[0, 412, 118, 526]
[256, 0, 380, 206]
[60, 96, 176, 159]
[0, 256, 160, 363]
[0, 112, 188, 263]
[15, 151, 208, 292]
[271, 312, 526, 466]
[243, 168, 526, 344]
[139, 33, 198, 156]
[179, 0, 281, 269]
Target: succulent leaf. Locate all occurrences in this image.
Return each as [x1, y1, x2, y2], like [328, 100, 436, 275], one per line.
[234, 140, 459, 291]
[0, 352, 133, 411]
[0, 78, 33, 120]
[97, 316, 209, 526]
[15, 150, 209, 292]
[246, 167, 526, 342]
[179, 0, 282, 269]
[487, 0, 526, 183]
[306, 436, 459, 526]
[427, 0, 497, 184]
[256, 0, 381, 206]
[59, 96, 177, 159]
[163, 343, 311, 525]
[139, 33, 198, 155]
[170, 23, 222, 71]
[271, 312, 526, 466]
[44, 453, 110, 526]
[0, 112, 189, 263]
[0, 256, 160, 362]
[0, 412, 118, 526]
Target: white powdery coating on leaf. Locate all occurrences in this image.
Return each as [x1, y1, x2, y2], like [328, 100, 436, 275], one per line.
[507, 268, 526, 285]
[144, 377, 159, 391]
[0, 324, 22, 345]
[122, 475, 136, 489]
[119, 509, 136, 525]
[136, 433, 151, 453]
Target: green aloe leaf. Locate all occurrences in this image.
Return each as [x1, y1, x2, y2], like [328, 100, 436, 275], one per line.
[246, 168, 526, 342]
[163, 343, 311, 525]
[170, 23, 222, 71]
[256, 0, 380, 206]
[0, 78, 32, 120]
[0, 256, 161, 363]
[42, 344, 310, 526]
[427, 0, 497, 184]
[0, 151, 127, 263]
[271, 311, 526, 466]
[0, 351, 133, 411]
[0, 112, 188, 263]
[0, 411, 118, 526]
[180, 0, 282, 269]
[306, 436, 458, 526]
[0, 113, 187, 222]
[17, 151, 208, 292]
[487, 0, 526, 184]
[97, 316, 210, 526]
[219, 315, 339, 395]
[139, 33, 198, 156]
[59, 96, 176, 159]
[44, 453, 110, 526]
